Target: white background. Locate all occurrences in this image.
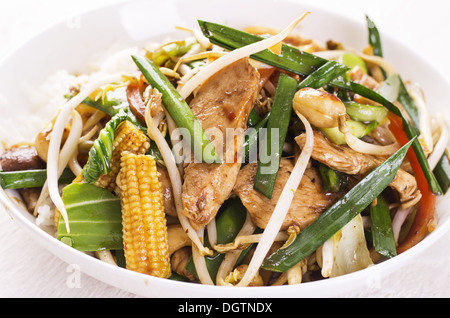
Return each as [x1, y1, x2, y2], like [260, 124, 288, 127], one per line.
[0, 0, 449, 297]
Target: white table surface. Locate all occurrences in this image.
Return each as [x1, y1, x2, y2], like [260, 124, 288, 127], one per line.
[0, 0, 449, 298]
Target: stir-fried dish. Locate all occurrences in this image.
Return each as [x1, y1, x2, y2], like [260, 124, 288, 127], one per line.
[1, 14, 449, 287]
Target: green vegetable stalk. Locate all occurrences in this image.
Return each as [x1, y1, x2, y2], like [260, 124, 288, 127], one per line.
[253, 74, 298, 199]
[370, 194, 397, 258]
[262, 138, 415, 272]
[132, 55, 221, 164]
[57, 183, 123, 251]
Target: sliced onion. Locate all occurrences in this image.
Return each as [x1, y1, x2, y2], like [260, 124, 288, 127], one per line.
[236, 111, 314, 287]
[320, 237, 335, 278]
[178, 13, 310, 100]
[392, 206, 414, 245]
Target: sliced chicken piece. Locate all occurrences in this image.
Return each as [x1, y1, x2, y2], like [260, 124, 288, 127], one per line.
[181, 58, 261, 230]
[233, 158, 339, 230]
[295, 131, 421, 209]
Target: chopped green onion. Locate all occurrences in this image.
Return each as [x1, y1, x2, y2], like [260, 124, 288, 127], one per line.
[132, 55, 221, 164]
[370, 194, 397, 258]
[262, 138, 415, 272]
[253, 74, 298, 199]
[397, 75, 421, 134]
[298, 60, 348, 89]
[198, 19, 325, 77]
[434, 153, 450, 194]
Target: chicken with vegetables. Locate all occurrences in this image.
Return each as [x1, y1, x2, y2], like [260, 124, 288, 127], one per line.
[1, 14, 448, 286]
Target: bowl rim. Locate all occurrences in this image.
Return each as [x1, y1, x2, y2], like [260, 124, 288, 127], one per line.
[1, 0, 449, 297]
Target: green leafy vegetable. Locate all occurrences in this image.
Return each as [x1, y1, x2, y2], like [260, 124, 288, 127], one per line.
[81, 110, 128, 183]
[57, 183, 123, 251]
[262, 138, 415, 272]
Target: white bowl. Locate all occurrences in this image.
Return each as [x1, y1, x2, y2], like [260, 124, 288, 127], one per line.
[0, 0, 449, 298]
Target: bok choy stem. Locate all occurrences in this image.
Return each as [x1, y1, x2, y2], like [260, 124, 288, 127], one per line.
[81, 110, 128, 183]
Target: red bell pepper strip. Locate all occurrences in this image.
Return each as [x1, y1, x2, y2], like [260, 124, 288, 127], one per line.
[388, 112, 436, 254]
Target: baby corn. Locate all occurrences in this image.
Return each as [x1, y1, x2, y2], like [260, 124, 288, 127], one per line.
[118, 152, 171, 278]
[95, 120, 150, 192]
